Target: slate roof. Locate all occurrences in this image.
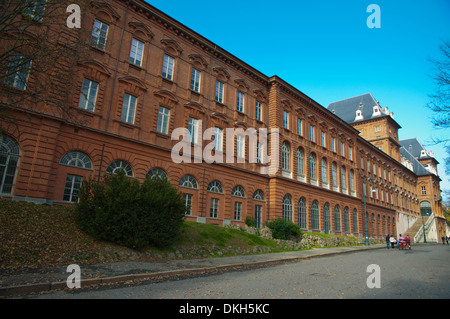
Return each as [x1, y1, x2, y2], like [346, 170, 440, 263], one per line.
[400, 138, 429, 159]
[327, 93, 401, 127]
[399, 146, 433, 176]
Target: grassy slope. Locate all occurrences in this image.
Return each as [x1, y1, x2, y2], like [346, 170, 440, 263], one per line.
[0, 199, 281, 269]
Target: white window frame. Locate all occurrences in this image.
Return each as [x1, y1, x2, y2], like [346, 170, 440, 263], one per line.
[120, 93, 137, 124]
[188, 117, 199, 144]
[78, 78, 98, 112]
[91, 19, 109, 50]
[190, 68, 201, 92]
[129, 38, 144, 66]
[162, 54, 175, 80]
[157, 106, 170, 134]
[214, 127, 223, 151]
[4, 54, 31, 90]
[215, 81, 224, 103]
[236, 91, 244, 112]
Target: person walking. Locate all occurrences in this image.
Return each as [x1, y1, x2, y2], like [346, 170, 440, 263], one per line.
[385, 234, 390, 249]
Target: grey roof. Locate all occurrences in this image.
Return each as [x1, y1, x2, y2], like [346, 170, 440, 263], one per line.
[327, 93, 401, 127]
[399, 146, 432, 176]
[400, 138, 427, 158]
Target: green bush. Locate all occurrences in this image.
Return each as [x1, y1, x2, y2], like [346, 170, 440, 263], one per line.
[75, 170, 186, 250]
[266, 218, 301, 241]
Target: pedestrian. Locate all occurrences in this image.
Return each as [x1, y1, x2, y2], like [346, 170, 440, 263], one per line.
[398, 234, 404, 249]
[442, 235, 446, 245]
[390, 235, 396, 249]
[385, 234, 390, 249]
[447, 236, 450, 245]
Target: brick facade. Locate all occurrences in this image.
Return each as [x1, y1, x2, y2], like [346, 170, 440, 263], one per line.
[3, 0, 442, 239]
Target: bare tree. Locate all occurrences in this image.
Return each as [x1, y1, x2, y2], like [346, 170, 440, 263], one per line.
[427, 40, 450, 136]
[0, 0, 92, 133]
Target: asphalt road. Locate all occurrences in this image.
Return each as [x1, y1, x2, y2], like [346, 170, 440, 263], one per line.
[30, 244, 450, 299]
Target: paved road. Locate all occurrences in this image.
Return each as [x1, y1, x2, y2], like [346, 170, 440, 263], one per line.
[30, 244, 450, 299]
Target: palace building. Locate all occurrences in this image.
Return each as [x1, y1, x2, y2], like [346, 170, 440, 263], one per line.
[1, 0, 447, 241]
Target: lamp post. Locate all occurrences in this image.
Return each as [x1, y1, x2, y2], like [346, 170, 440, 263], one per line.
[363, 182, 370, 246]
[362, 175, 377, 246]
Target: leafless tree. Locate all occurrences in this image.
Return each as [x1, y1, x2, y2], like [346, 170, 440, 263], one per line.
[0, 0, 92, 133]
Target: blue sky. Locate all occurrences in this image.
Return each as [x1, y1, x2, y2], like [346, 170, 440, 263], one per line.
[145, 0, 450, 195]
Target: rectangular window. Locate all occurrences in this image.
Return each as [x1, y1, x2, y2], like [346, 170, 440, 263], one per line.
[421, 186, 426, 195]
[283, 111, 289, 129]
[256, 142, 262, 164]
[310, 125, 315, 142]
[234, 202, 242, 220]
[255, 101, 262, 121]
[348, 146, 353, 160]
[129, 38, 144, 66]
[214, 127, 223, 151]
[24, 0, 46, 20]
[190, 68, 201, 92]
[210, 198, 219, 218]
[90, 19, 109, 50]
[254, 205, 262, 228]
[120, 93, 137, 124]
[236, 91, 244, 112]
[4, 54, 31, 90]
[375, 126, 381, 132]
[157, 106, 170, 134]
[297, 118, 302, 136]
[78, 78, 98, 112]
[188, 117, 199, 144]
[183, 193, 192, 215]
[340, 142, 344, 157]
[162, 54, 174, 80]
[215, 81, 224, 103]
[331, 137, 335, 152]
[63, 175, 82, 202]
[321, 131, 326, 147]
[236, 135, 244, 158]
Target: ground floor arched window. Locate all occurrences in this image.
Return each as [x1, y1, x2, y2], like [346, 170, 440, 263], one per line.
[0, 135, 20, 195]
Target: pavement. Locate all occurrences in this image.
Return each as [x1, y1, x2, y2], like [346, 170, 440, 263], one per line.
[0, 244, 385, 297]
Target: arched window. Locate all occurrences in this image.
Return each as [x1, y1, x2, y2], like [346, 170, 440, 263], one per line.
[331, 162, 337, 188]
[296, 148, 304, 176]
[352, 209, 358, 233]
[323, 203, 330, 234]
[253, 189, 264, 201]
[349, 169, 355, 194]
[106, 160, 133, 176]
[344, 207, 349, 232]
[60, 151, 92, 169]
[179, 175, 198, 189]
[309, 153, 317, 180]
[340, 166, 347, 192]
[232, 185, 245, 198]
[311, 200, 320, 230]
[207, 180, 223, 194]
[282, 142, 290, 171]
[334, 205, 341, 232]
[321, 158, 328, 185]
[146, 168, 167, 180]
[282, 194, 292, 222]
[298, 197, 307, 229]
[0, 135, 20, 195]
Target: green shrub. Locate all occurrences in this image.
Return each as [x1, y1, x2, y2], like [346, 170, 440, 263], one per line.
[75, 170, 186, 250]
[245, 216, 254, 227]
[266, 218, 301, 241]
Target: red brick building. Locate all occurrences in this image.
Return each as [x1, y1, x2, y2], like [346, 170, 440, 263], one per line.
[1, 0, 444, 239]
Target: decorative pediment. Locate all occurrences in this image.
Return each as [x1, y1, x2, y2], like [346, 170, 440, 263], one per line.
[160, 39, 183, 57]
[213, 67, 230, 82]
[128, 21, 154, 42]
[347, 137, 354, 146]
[118, 75, 147, 91]
[295, 106, 306, 118]
[233, 121, 248, 129]
[153, 90, 179, 107]
[307, 114, 317, 124]
[281, 99, 292, 110]
[188, 54, 208, 70]
[78, 59, 111, 78]
[319, 120, 328, 130]
[211, 112, 229, 124]
[329, 127, 338, 135]
[184, 101, 205, 113]
[234, 79, 249, 93]
[91, 1, 120, 23]
[253, 89, 266, 102]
